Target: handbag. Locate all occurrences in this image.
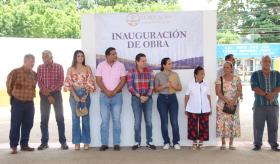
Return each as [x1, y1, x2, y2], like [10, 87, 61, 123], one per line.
[220, 76, 236, 115]
[76, 101, 88, 117]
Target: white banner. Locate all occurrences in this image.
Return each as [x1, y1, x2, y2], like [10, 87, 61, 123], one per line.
[82, 11, 217, 146]
[94, 11, 203, 69]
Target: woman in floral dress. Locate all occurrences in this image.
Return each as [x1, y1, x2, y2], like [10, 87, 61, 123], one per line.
[215, 61, 242, 150]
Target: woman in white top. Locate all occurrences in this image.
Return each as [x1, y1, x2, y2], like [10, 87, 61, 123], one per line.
[185, 66, 212, 150]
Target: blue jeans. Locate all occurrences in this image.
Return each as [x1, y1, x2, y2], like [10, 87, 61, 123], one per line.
[157, 94, 180, 145]
[100, 92, 123, 145]
[69, 88, 91, 144]
[40, 91, 66, 145]
[131, 95, 153, 144]
[9, 97, 35, 148]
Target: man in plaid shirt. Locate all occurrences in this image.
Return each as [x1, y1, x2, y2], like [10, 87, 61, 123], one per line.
[127, 53, 156, 150]
[6, 54, 37, 154]
[37, 50, 68, 150]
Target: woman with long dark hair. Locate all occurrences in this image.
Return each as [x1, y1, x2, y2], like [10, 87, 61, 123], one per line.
[155, 57, 182, 150]
[64, 50, 95, 150]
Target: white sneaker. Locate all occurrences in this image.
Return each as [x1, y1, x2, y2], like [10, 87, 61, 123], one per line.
[174, 144, 181, 150]
[163, 144, 170, 150]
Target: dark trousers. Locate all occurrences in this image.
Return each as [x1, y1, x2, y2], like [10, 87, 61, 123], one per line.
[40, 91, 66, 144]
[253, 106, 279, 148]
[157, 94, 180, 145]
[187, 112, 209, 141]
[9, 97, 35, 148]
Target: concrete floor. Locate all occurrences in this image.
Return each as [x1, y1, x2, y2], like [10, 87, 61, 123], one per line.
[0, 146, 280, 164]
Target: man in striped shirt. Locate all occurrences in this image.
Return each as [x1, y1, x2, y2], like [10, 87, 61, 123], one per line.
[127, 53, 156, 150]
[251, 55, 280, 152]
[37, 50, 68, 150]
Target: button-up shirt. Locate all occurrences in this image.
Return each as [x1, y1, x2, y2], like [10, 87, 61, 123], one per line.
[185, 80, 211, 114]
[251, 70, 280, 107]
[127, 67, 154, 96]
[37, 62, 64, 92]
[6, 66, 37, 101]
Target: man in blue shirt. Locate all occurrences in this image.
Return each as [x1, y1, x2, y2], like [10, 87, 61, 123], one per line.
[250, 55, 280, 151]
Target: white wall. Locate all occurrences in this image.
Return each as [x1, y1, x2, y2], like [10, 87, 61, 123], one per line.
[82, 11, 217, 147]
[0, 38, 81, 88]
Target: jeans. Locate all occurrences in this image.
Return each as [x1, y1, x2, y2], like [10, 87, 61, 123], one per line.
[100, 92, 123, 145]
[69, 88, 91, 144]
[40, 91, 66, 145]
[131, 95, 153, 144]
[9, 97, 35, 148]
[157, 94, 180, 145]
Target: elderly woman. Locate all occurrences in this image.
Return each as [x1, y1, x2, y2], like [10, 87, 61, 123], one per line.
[215, 61, 242, 150]
[64, 50, 95, 150]
[185, 66, 212, 150]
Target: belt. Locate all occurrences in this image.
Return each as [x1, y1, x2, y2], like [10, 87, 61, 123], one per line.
[12, 97, 33, 103]
[101, 90, 122, 94]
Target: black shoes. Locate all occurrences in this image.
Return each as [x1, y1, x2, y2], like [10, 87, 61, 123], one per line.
[252, 146, 261, 151]
[271, 147, 280, 152]
[146, 142, 156, 150]
[99, 145, 109, 151]
[132, 142, 156, 150]
[99, 145, 120, 151]
[61, 143, 69, 150]
[38, 143, 68, 150]
[37, 144, 49, 150]
[132, 143, 140, 150]
[114, 145, 120, 151]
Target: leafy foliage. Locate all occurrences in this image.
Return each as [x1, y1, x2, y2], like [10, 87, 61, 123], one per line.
[0, 0, 180, 38]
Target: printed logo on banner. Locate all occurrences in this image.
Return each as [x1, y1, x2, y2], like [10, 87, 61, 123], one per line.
[126, 13, 140, 26]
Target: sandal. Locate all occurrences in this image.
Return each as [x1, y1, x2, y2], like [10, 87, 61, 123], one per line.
[229, 145, 236, 150]
[75, 144, 80, 150]
[220, 144, 226, 150]
[84, 144, 89, 150]
[197, 142, 204, 150]
[192, 142, 197, 150]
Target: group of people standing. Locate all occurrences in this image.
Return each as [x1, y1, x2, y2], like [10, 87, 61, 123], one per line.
[6, 48, 280, 154]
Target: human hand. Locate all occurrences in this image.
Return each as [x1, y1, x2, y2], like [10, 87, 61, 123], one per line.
[41, 88, 50, 96]
[140, 96, 149, 103]
[81, 96, 87, 103]
[265, 92, 274, 103]
[74, 95, 80, 102]
[48, 96, 55, 104]
[105, 90, 114, 98]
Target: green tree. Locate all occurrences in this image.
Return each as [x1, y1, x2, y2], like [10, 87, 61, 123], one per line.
[217, 0, 280, 43]
[0, 0, 179, 38]
[239, 0, 280, 43]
